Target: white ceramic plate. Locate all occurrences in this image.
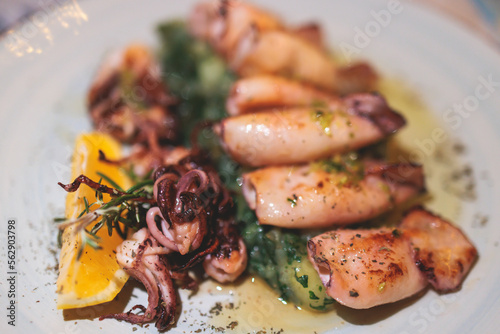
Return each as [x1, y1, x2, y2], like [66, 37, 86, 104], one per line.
[1, 0, 500, 333]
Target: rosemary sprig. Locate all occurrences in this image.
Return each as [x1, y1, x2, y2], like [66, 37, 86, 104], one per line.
[97, 171, 125, 192]
[55, 172, 154, 260]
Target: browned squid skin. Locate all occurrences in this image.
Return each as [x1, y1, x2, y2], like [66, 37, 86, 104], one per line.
[307, 207, 477, 309]
[189, 0, 378, 94]
[307, 227, 427, 309]
[203, 219, 248, 283]
[218, 93, 405, 167]
[100, 228, 177, 330]
[242, 161, 424, 229]
[400, 207, 478, 292]
[87, 44, 178, 146]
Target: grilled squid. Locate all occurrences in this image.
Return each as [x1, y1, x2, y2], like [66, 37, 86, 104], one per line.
[96, 150, 246, 328]
[87, 44, 178, 145]
[99, 145, 191, 179]
[100, 228, 177, 330]
[242, 160, 424, 228]
[189, 0, 377, 94]
[226, 75, 335, 116]
[230, 28, 338, 89]
[203, 219, 248, 283]
[307, 207, 477, 309]
[190, 0, 282, 58]
[217, 93, 405, 167]
[400, 208, 478, 291]
[129, 145, 191, 178]
[146, 158, 232, 255]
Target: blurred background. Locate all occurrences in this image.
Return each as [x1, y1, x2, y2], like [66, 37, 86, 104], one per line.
[1, 0, 499, 46]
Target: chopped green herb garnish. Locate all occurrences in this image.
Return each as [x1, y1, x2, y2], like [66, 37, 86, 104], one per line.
[309, 291, 320, 300]
[287, 194, 298, 208]
[295, 272, 308, 288]
[311, 152, 364, 187]
[310, 109, 334, 136]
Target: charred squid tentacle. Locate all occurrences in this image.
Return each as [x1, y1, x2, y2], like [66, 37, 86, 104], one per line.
[364, 162, 425, 191]
[343, 93, 406, 135]
[145, 165, 217, 256]
[58, 174, 127, 196]
[170, 238, 220, 271]
[58, 174, 155, 204]
[146, 207, 178, 252]
[87, 45, 179, 145]
[100, 228, 177, 330]
[203, 219, 248, 283]
[176, 170, 210, 197]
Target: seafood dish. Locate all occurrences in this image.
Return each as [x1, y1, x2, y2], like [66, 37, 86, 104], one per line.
[54, 1, 478, 332]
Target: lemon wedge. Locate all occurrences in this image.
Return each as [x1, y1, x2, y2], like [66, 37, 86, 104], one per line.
[56, 132, 131, 309]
